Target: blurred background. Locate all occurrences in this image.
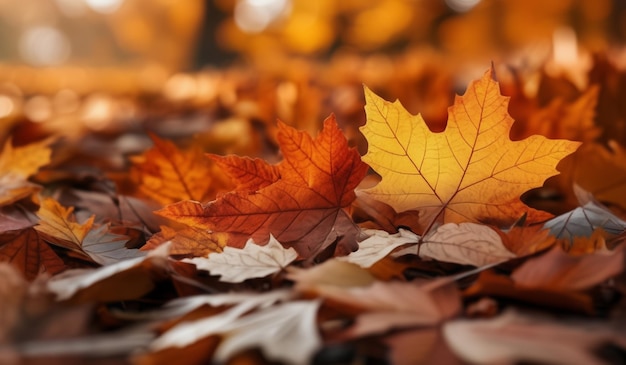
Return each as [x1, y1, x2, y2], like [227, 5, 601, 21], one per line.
[0, 0, 625, 156]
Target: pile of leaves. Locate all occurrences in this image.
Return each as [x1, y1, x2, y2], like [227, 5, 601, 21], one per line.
[1, 62, 626, 365]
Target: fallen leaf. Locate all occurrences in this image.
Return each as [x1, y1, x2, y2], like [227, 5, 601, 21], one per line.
[385, 329, 463, 365]
[0, 228, 66, 281]
[444, 309, 626, 365]
[35, 197, 145, 265]
[46, 243, 169, 302]
[360, 67, 580, 231]
[337, 229, 418, 269]
[0, 263, 28, 342]
[513, 85, 600, 142]
[287, 259, 377, 290]
[0, 139, 52, 207]
[157, 115, 368, 259]
[117, 289, 293, 322]
[464, 270, 594, 314]
[512, 244, 624, 291]
[544, 189, 626, 244]
[304, 278, 460, 339]
[395, 223, 516, 266]
[130, 134, 232, 206]
[143, 224, 226, 256]
[497, 223, 555, 256]
[184, 235, 297, 283]
[147, 293, 321, 365]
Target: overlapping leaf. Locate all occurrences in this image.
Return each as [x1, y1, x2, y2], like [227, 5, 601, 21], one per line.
[0, 228, 66, 281]
[130, 134, 232, 206]
[184, 235, 297, 282]
[157, 115, 368, 259]
[0, 139, 52, 206]
[360, 67, 580, 230]
[35, 198, 144, 265]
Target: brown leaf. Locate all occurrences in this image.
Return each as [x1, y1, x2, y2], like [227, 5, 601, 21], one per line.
[157, 115, 368, 259]
[0, 228, 66, 281]
[512, 244, 624, 291]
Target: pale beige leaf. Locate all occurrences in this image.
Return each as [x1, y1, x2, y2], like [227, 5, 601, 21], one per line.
[183, 235, 297, 283]
[395, 223, 516, 266]
[337, 229, 418, 268]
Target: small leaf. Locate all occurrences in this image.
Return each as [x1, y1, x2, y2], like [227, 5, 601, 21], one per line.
[148, 292, 321, 365]
[35, 197, 144, 265]
[0, 228, 65, 281]
[0, 138, 52, 206]
[184, 235, 297, 283]
[130, 134, 232, 205]
[337, 229, 418, 268]
[395, 223, 516, 266]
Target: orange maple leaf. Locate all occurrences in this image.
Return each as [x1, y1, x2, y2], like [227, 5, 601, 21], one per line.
[156, 115, 368, 259]
[0, 139, 52, 207]
[360, 67, 581, 232]
[130, 134, 232, 206]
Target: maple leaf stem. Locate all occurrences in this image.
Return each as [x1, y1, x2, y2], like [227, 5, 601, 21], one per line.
[417, 208, 445, 245]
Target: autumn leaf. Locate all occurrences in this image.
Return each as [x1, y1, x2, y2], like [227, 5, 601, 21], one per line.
[145, 291, 321, 365]
[0, 228, 66, 281]
[444, 309, 626, 365]
[130, 134, 232, 206]
[0, 139, 52, 207]
[142, 225, 226, 256]
[157, 115, 368, 259]
[338, 229, 418, 269]
[184, 235, 297, 283]
[360, 67, 580, 232]
[35, 197, 145, 265]
[46, 243, 169, 302]
[557, 141, 626, 210]
[544, 186, 626, 245]
[395, 223, 516, 266]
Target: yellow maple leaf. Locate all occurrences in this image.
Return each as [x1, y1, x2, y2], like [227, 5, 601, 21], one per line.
[0, 139, 52, 206]
[360, 67, 580, 231]
[35, 197, 94, 251]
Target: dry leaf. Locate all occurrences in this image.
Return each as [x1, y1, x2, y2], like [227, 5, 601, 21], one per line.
[46, 243, 169, 302]
[287, 259, 376, 290]
[337, 229, 417, 269]
[143, 225, 226, 256]
[0, 228, 66, 281]
[305, 278, 460, 339]
[512, 244, 624, 291]
[157, 115, 368, 259]
[395, 223, 516, 266]
[360, 67, 580, 231]
[444, 309, 626, 365]
[558, 141, 626, 210]
[35, 197, 145, 265]
[544, 189, 626, 244]
[385, 329, 462, 365]
[130, 134, 232, 206]
[148, 294, 321, 365]
[0, 139, 52, 207]
[184, 235, 297, 283]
